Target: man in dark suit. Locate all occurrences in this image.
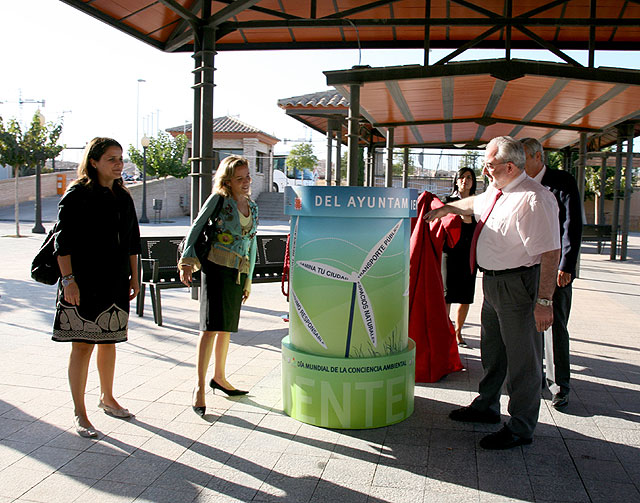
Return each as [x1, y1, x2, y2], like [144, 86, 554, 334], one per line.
[520, 138, 583, 409]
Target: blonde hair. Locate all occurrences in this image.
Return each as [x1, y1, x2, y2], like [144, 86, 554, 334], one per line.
[213, 155, 250, 198]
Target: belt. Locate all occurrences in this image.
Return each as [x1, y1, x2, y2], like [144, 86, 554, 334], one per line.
[479, 264, 538, 276]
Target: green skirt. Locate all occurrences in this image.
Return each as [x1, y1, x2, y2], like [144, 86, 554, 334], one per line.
[200, 261, 247, 333]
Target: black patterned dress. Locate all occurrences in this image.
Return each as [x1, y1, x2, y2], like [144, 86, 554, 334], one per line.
[52, 182, 141, 343]
[441, 195, 477, 305]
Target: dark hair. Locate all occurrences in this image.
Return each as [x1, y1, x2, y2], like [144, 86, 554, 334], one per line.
[73, 137, 124, 189]
[450, 167, 477, 198]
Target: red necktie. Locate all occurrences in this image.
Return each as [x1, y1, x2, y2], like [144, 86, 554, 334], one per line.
[469, 189, 503, 273]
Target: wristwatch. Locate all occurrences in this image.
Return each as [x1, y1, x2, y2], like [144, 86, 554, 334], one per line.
[536, 297, 553, 307]
[61, 274, 75, 287]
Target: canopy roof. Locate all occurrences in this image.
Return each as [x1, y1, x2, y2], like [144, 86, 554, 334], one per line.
[59, 0, 640, 53]
[324, 58, 640, 150]
[277, 90, 386, 145]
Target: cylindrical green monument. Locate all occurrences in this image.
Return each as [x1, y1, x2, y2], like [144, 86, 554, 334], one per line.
[282, 186, 417, 429]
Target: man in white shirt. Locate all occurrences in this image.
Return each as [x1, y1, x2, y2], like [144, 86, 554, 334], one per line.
[425, 136, 560, 449]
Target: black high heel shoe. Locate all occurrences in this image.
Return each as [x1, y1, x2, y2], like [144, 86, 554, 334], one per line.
[192, 389, 206, 417]
[210, 378, 248, 396]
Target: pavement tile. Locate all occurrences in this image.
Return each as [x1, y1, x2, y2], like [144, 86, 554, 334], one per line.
[372, 462, 427, 488]
[151, 460, 214, 491]
[598, 427, 640, 445]
[583, 478, 640, 503]
[254, 476, 318, 502]
[478, 474, 534, 501]
[420, 491, 480, 503]
[319, 457, 375, 486]
[201, 467, 267, 502]
[101, 451, 173, 485]
[367, 485, 425, 503]
[58, 450, 126, 479]
[19, 472, 96, 503]
[529, 475, 589, 502]
[573, 456, 633, 483]
[0, 465, 47, 499]
[1, 220, 640, 503]
[523, 452, 578, 478]
[223, 446, 282, 475]
[135, 484, 203, 503]
[73, 480, 146, 503]
[309, 481, 370, 502]
[11, 445, 81, 474]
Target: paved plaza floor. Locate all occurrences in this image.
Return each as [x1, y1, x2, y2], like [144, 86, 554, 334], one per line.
[0, 201, 639, 502]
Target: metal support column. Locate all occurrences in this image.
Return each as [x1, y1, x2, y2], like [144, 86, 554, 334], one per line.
[598, 155, 607, 225]
[577, 133, 587, 203]
[32, 162, 45, 234]
[326, 129, 333, 186]
[199, 21, 216, 207]
[402, 147, 409, 188]
[610, 134, 623, 260]
[347, 83, 360, 187]
[385, 128, 394, 187]
[335, 129, 342, 186]
[268, 149, 274, 191]
[620, 127, 635, 260]
[190, 33, 202, 222]
[367, 132, 375, 186]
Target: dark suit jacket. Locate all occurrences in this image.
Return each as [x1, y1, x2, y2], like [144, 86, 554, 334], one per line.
[540, 167, 583, 279]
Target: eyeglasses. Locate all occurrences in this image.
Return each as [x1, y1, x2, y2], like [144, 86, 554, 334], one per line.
[482, 161, 508, 170]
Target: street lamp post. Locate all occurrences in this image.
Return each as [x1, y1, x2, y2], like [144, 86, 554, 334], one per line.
[136, 78, 146, 149]
[139, 136, 150, 223]
[32, 109, 46, 234]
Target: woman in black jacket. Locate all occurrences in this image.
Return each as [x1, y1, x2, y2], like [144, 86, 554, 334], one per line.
[53, 137, 141, 437]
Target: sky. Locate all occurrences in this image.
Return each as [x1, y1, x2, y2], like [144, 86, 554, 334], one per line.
[2, 0, 639, 164]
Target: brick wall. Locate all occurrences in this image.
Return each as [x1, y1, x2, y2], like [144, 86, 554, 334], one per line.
[127, 177, 191, 220]
[0, 171, 77, 207]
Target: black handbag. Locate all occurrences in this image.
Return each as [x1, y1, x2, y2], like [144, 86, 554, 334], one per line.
[179, 196, 225, 261]
[31, 226, 60, 285]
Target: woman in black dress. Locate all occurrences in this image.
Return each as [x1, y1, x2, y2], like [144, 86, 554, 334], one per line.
[179, 156, 258, 417]
[53, 138, 141, 437]
[441, 167, 477, 347]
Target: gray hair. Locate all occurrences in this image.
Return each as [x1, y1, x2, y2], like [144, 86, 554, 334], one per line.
[520, 137, 544, 159]
[489, 136, 526, 170]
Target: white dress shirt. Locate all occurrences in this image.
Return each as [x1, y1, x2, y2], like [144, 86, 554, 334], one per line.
[473, 171, 560, 271]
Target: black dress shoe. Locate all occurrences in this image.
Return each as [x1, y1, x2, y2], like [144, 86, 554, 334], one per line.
[210, 379, 248, 397]
[192, 388, 206, 417]
[479, 425, 532, 450]
[552, 391, 569, 409]
[449, 406, 500, 424]
[192, 405, 206, 417]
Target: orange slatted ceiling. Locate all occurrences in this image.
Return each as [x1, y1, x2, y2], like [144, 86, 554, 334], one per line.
[67, 0, 640, 48]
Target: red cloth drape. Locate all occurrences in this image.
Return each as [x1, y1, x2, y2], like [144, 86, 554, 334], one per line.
[409, 191, 463, 383]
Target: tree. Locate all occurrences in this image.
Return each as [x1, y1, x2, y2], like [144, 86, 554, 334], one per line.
[128, 132, 189, 221]
[128, 132, 189, 179]
[0, 112, 63, 237]
[392, 151, 417, 176]
[286, 143, 318, 179]
[459, 150, 481, 175]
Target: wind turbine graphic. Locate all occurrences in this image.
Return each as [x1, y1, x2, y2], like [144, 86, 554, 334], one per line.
[295, 219, 404, 357]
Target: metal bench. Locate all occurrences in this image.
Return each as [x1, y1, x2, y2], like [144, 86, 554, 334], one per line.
[137, 234, 288, 326]
[581, 224, 612, 254]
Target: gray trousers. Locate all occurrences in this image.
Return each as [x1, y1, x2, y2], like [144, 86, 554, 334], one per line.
[471, 266, 542, 439]
[545, 284, 572, 395]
